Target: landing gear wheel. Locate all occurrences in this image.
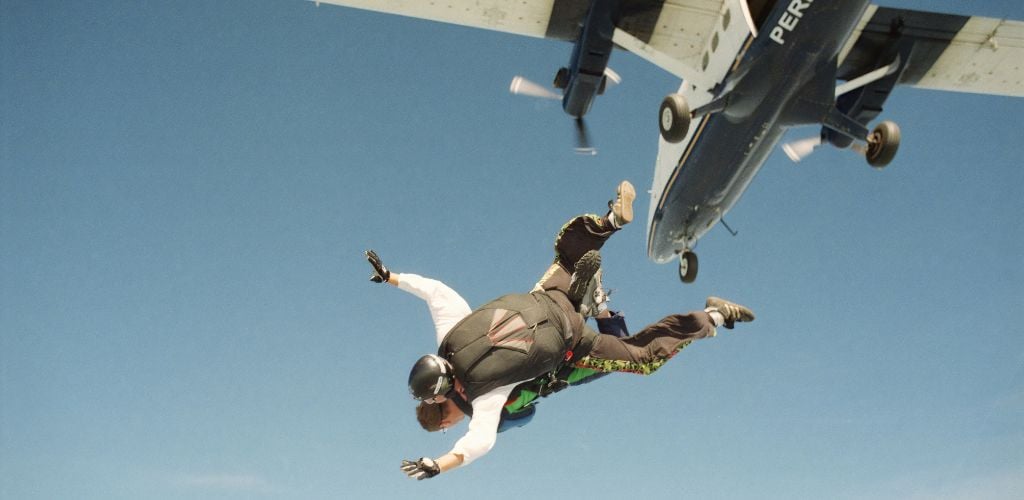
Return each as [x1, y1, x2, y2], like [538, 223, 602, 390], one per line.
[866, 120, 900, 169]
[659, 94, 691, 144]
[678, 251, 698, 284]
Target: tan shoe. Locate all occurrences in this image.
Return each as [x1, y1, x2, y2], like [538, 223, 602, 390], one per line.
[705, 296, 755, 329]
[609, 180, 635, 228]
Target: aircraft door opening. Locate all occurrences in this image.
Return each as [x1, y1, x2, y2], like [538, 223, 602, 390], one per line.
[744, 0, 779, 34]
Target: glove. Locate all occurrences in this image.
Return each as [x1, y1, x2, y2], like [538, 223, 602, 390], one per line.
[365, 249, 390, 283]
[400, 457, 441, 480]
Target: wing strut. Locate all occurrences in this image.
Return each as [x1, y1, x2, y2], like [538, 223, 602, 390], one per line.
[835, 55, 902, 97]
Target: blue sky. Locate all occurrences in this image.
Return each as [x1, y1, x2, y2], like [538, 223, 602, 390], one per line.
[2, 1, 1022, 499]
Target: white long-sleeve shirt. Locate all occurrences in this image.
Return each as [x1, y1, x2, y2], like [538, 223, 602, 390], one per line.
[396, 273, 525, 466]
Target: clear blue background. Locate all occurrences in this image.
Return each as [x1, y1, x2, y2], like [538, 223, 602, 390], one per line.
[2, 1, 1022, 498]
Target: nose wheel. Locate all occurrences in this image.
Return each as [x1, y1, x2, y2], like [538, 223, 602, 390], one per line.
[678, 250, 698, 283]
[659, 94, 691, 144]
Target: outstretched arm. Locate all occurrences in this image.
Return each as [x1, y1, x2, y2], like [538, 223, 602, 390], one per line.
[365, 250, 471, 345]
[396, 273, 472, 345]
[401, 383, 515, 480]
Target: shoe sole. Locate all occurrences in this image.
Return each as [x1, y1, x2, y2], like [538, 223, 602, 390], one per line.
[578, 269, 604, 318]
[616, 181, 635, 225]
[568, 250, 601, 305]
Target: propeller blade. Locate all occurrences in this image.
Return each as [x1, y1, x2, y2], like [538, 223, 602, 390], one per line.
[574, 118, 596, 155]
[604, 67, 622, 86]
[509, 76, 561, 100]
[781, 136, 822, 163]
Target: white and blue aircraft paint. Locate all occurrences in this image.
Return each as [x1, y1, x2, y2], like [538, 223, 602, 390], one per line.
[316, 0, 1023, 282]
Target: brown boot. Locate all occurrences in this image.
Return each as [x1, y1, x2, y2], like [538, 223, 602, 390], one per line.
[568, 250, 601, 306]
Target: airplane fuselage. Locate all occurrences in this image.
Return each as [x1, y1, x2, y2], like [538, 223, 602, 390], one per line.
[648, 0, 871, 263]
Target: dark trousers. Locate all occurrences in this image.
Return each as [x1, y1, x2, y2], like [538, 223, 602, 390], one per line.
[533, 214, 616, 344]
[537, 214, 716, 375]
[574, 312, 715, 374]
[534, 214, 616, 293]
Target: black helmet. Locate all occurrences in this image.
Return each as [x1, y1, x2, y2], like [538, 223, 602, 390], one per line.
[408, 354, 454, 401]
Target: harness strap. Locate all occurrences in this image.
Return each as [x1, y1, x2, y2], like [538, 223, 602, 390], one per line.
[531, 290, 584, 396]
[532, 290, 578, 349]
[450, 390, 474, 417]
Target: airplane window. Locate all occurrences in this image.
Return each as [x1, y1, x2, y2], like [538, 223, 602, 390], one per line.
[723, 9, 731, 30]
[712, 32, 719, 52]
[702, 52, 709, 70]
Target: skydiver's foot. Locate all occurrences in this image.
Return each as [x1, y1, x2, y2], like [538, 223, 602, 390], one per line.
[607, 180, 635, 229]
[578, 268, 611, 318]
[568, 250, 601, 306]
[705, 296, 755, 330]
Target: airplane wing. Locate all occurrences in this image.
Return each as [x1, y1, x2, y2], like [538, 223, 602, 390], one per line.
[312, 0, 553, 39]
[313, 0, 725, 78]
[839, 5, 1024, 97]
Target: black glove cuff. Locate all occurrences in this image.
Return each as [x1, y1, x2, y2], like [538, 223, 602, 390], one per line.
[420, 457, 440, 477]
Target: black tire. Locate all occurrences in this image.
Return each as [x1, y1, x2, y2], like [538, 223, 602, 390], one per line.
[659, 94, 691, 144]
[866, 120, 901, 168]
[678, 251, 698, 284]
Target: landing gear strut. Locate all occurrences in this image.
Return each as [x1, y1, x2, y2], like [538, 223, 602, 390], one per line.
[678, 250, 698, 283]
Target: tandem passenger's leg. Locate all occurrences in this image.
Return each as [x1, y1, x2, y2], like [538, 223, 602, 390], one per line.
[573, 312, 717, 374]
[534, 181, 635, 294]
[572, 297, 755, 374]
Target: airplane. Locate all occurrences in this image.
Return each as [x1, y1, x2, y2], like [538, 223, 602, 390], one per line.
[313, 0, 1023, 283]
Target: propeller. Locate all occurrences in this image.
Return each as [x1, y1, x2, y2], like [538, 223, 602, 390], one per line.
[781, 136, 822, 163]
[509, 76, 560, 100]
[509, 68, 622, 155]
[604, 67, 622, 86]
[510, 67, 622, 101]
[574, 118, 596, 155]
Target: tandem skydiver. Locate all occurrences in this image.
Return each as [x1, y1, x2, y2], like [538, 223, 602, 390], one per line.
[365, 181, 756, 480]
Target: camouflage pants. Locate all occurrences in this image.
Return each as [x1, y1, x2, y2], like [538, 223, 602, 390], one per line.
[574, 312, 716, 374]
